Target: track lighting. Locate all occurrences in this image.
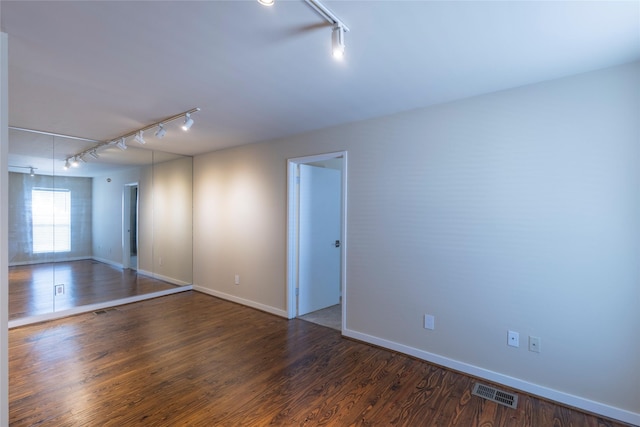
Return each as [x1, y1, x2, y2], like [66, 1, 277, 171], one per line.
[257, 0, 274, 5]
[332, 25, 345, 60]
[56, 107, 200, 171]
[134, 130, 146, 144]
[29, 167, 35, 177]
[181, 113, 194, 131]
[155, 123, 166, 139]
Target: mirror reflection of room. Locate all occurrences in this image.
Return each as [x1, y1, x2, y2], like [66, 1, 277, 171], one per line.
[8, 127, 193, 322]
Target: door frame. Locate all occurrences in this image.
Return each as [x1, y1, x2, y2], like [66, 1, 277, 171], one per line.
[286, 151, 348, 329]
[122, 182, 139, 270]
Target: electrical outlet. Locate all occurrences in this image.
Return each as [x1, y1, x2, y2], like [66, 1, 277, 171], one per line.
[423, 314, 435, 330]
[235, 274, 240, 285]
[529, 336, 541, 353]
[508, 330, 519, 348]
[55, 284, 64, 296]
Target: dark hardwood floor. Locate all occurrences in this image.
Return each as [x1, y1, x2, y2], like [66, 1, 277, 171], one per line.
[9, 259, 179, 320]
[9, 291, 631, 426]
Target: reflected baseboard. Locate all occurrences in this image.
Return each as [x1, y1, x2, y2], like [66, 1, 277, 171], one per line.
[137, 269, 191, 287]
[91, 256, 123, 269]
[8, 285, 193, 329]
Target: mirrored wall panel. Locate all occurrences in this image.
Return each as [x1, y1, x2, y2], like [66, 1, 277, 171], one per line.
[8, 128, 193, 321]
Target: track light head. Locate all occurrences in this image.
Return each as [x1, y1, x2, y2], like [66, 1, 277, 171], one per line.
[182, 113, 194, 131]
[155, 123, 166, 139]
[134, 130, 146, 144]
[257, 0, 274, 5]
[117, 137, 127, 150]
[64, 159, 71, 170]
[71, 157, 80, 167]
[89, 150, 100, 160]
[30, 167, 35, 177]
[332, 25, 345, 60]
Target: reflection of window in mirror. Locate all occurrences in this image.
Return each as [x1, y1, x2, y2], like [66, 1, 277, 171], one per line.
[31, 188, 71, 253]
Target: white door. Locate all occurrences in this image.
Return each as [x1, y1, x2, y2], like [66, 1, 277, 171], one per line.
[298, 164, 341, 316]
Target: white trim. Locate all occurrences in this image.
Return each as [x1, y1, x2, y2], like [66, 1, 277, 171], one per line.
[8, 285, 192, 329]
[91, 256, 123, 269]
[193, 285, 288, 318]
[343, 328, 640, 426]
[9, 255, 93, 267]
[0, 31, 8, 427]
[137, 269, 191, 287]
[286, 151, 348, 327]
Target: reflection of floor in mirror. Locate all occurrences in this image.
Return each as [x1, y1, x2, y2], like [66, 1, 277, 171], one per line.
[8, 259, 178, 320]
[298, 304, 341, 331]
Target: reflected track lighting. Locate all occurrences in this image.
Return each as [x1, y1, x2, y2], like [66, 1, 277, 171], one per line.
[182, 113, 194, 131]
[134, 130, 146, 144]
[56, 107, 200, 171]
[155, 123, 166, 139]
[116, 137, 127, 150]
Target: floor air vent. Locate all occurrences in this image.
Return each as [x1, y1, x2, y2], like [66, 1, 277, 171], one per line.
[472, 383, 518, 409]
[94, 308, 118, 315]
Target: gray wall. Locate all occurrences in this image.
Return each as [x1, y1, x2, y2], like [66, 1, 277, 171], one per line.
[193, 61, 640, 422]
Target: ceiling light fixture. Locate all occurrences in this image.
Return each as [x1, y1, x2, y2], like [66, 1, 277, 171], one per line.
[29, 167, 35, 176]
[64, 159, 71, 170]
[54, 107, 200, 171]
[155, 123, 166, 139]
[181, 113, 194, 131]
[134, 130, 146, 144]
[116, 137, 127, 150]
[257, 0, 274, 6]
[303, 0, 349, 60]
[332, 25, 345, 60]
[71, 157, 80, 167]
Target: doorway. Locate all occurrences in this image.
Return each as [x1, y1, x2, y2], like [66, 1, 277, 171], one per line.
[287, 152, 347, 332]
[123, 183, 139, 270]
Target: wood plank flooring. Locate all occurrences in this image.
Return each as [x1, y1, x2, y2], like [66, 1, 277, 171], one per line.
[9, 291, 631, 426]
[9, 260, 179, 320]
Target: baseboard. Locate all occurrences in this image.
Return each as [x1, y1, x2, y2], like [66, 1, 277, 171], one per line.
[192, 285, 288, 318]
[10, 256, 93, 267]
[91, 256, 122, 269]
[342, 328, 639, 426]
[137, 269, 191, 287]
[8, 285, 192, 329]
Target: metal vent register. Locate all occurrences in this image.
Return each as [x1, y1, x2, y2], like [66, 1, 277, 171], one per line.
[472, 383, 518, 409]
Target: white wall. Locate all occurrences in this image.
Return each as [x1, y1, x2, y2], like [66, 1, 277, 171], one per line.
[92, 156, 193, 286]
[92, 167, 151, 269]
[193, 61, 640, 424]
[152, 156, 193, 285]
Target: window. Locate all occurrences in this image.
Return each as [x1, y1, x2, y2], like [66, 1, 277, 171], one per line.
[32, 188, 71, 253]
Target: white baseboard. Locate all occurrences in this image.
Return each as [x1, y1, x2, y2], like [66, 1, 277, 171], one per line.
[137, 269, 191, 287]
[192, 285, 288, 318]
[8, 285, 192, 329]
[342, 328, 639, 427]
[10, 256, 93, 267]
[91, 256, 122, 269]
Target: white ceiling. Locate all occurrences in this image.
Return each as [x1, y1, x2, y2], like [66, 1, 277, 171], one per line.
[1, 0, 639, 171]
